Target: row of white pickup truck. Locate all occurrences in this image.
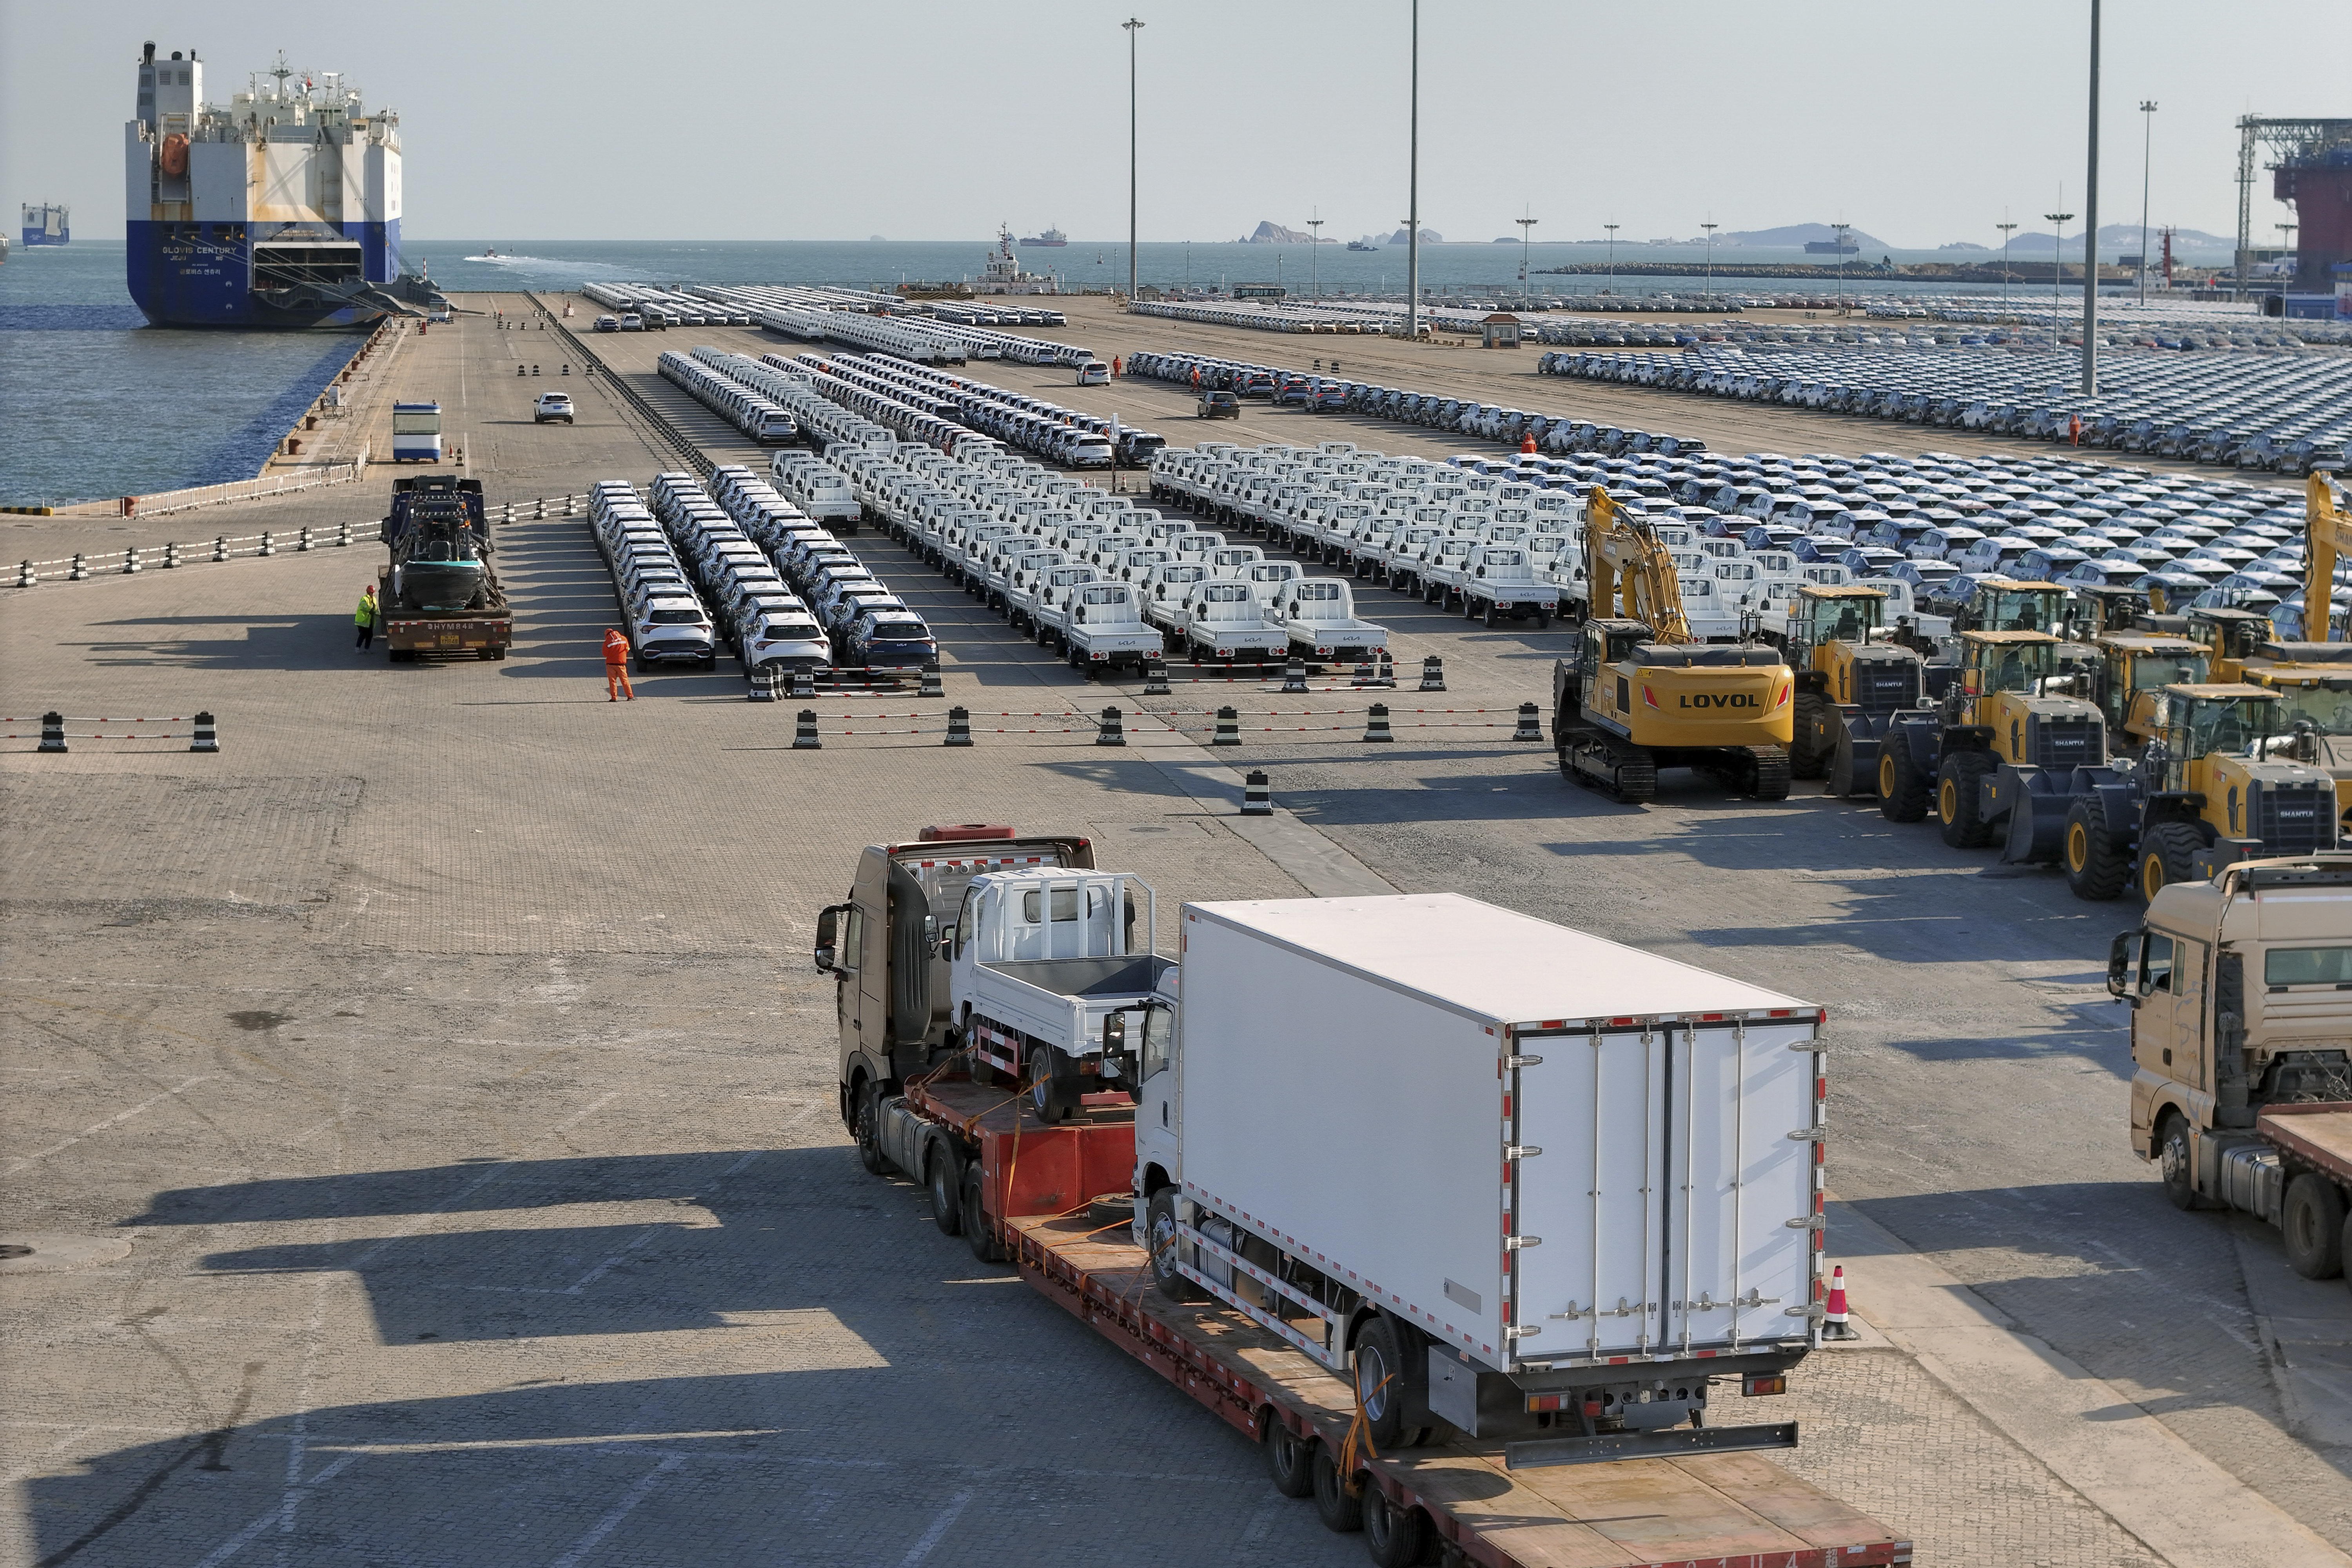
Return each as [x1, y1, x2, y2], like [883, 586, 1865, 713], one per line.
[1151, 442, 1952, 646]
[781, 437, 1397, 672]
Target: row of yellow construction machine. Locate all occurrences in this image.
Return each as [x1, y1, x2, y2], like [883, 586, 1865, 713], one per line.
[1547, 477, 2352, 902]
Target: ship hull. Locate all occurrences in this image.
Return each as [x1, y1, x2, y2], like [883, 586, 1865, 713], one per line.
[21, 230, 70, 247]
[125, 218, 399, 329]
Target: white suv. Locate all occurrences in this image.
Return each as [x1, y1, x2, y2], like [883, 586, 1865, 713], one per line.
[534, 393, 575, 425]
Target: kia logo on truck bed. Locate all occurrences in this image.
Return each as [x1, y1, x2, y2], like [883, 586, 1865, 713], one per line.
[1679, 692, 1759, 710]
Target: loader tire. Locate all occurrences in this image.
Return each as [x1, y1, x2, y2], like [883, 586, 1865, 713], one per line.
[1879, 738, 1929, 822]
[2139, 821, 2203, 901]
[1789, 692, 1830, 780]
[2063, 797, 2131, 901]
[1937, 751, 1997, 848]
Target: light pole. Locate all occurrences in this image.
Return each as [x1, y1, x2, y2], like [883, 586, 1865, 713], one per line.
[2045, 209, 2074, 351]
[1515, 211, 1537, 303]
[2080, 0, 2100, 396]
[1700, 221, 1718, 308]
[1405, 0, 1419, 339]
[1604, 222, 1618, 297]
[1831, 222, 1850, 313]
[1997, 219, 2018, 314]
[1307, 210, 1323, 301]
[2138, 100, 2157, 305]
[1122, 17, 1144, 302]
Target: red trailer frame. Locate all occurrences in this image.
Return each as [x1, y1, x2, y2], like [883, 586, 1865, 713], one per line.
[898, 1074, 1912, 1568]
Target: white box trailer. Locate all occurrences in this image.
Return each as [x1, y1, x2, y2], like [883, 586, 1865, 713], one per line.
[1132, 893, 1825, 1463]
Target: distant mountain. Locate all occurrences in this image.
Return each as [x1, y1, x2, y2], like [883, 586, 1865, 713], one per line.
[1719, 223, 1895, 251]
[1388, 227, 1445, 246]
[1245, 221, 1314, 244]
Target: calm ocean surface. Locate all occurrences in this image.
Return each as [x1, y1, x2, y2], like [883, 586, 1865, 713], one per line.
[3, 237, 2001, 506]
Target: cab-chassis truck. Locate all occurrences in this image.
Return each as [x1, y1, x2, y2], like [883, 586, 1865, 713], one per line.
[2112, 851, 2352, 1284]
[818, 833, 1909, 1568]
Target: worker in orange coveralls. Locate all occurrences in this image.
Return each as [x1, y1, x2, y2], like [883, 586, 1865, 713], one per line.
[604, 629, 634, 701]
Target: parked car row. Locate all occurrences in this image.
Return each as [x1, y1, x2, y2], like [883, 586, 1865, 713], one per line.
[679, 283, 1086, 367]
[682, 348, 900, 454]
[797, 350, 1165, 468]
[1149, 438, 2344, 643]
[586, 481, 718, 671]
[1539, 344, 2351, 475]
[580, 281, 751, 327]
[1122, 346, 1706, 461]
[755, 305, 972, 366]
[657, 350, 799, 444]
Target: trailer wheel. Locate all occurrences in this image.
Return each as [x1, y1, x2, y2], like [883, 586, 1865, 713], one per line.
[1310, 1446, 1364, 1534]
[2156, 1112, 2201, 1212]
[1264, 1420, 1316, 1498]
[960, 1162, 1002, 1263]
[1145, 1188, 1200, 1301]
[2283, 1174, 2347, 1280]
[1361, 1488, 1430, 1567]
[927, 1143, 964, 1238]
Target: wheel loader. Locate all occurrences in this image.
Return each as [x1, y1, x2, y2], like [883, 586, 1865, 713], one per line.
[2058, 684, 2341, 901]
[1783, 584, 1926, 797]
[1549, 487, 1794, 803]
[1877, 630, 2109, 850]
[2087, 631, 2212, 757]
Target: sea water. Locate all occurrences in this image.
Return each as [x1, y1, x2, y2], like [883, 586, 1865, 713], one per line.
[4, 237, 1995, 506]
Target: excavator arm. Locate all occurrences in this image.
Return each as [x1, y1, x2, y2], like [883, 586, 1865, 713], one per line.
[1583, 486, 1694, 644]
[2308, 474, 2350, 644]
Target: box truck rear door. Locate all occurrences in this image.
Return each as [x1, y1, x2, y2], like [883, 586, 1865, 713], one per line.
[1510, 1018, 1817, 1363]
[1657, 1020, 1817, 1355]
[1510, 1027, 1668, 1361]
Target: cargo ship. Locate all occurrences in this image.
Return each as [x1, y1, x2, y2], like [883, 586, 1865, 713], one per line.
[1020, 225, 1068, 248]
[22, 203, 70, 247]
[125, 42, 417, 328]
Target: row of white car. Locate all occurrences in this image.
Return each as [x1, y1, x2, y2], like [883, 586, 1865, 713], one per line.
[586, 481, 722, 670]
[657, 350, 799, 444]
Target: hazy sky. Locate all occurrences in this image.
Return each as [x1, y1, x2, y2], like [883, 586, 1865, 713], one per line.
[5, 0, 2343, 247]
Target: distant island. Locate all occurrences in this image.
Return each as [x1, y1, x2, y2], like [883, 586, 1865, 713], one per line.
[1244, 221, 1314, 244]
[1938, 241, 1990, 252]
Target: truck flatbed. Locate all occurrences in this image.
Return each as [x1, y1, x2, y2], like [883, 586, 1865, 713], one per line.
[900, 1076, 1911, 1568]
[2259, 1102, 2352, 1182]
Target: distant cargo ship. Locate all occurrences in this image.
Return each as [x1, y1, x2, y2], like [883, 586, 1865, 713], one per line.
[125, 42, 413, 328]
[22, 202, 70, 247]
[1021, 226, 1069, 248]
[1804, 240, 1859, 255]
[1346, 240, 1376, 252]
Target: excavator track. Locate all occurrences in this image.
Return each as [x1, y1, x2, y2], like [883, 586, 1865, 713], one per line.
[1744, 746, 1791, 802]
[1559, 728, 1656, 803]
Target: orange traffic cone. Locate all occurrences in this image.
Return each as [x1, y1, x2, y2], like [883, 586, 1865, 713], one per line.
[1824, 1265, 1853, 1339]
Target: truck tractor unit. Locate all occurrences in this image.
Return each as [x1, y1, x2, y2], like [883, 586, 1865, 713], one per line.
[1877, 630, 2107, 853]
[1782, 585, 1926, 798]
[814, 826, 1097, 1162]
[2111, 852, 2352, 1288]
[2058, 684, 2339, 902]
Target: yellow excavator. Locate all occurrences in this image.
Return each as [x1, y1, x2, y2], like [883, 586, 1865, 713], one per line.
[1551, 487, 1794, 801]
[2301, 472, 2350, 646]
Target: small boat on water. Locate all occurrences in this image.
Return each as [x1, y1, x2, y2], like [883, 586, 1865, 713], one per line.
[1347, 240, 1377, 252]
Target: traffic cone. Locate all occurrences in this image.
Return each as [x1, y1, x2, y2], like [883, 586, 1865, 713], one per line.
[1418, 655, 1446, 692]
[943, 706, 974, 746]
[1096, 706, 1126, 747]
[920, 662, 945, 699]
[1362, 703, 1394, 743]
[793, 710, 822, 750]
[1143, 655, 1171, 695]
[1212, 706, 1241, 746]
[1824, 1265, 1853, 1339]
[1281, 655, 1308, 693]
[1512, 702, 1544, 742]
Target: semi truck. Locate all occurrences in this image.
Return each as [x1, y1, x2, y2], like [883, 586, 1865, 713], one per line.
[376, 475, 512, 662]
[2111, 851, 2352, 1287]
[820, 855, 1907, 1565]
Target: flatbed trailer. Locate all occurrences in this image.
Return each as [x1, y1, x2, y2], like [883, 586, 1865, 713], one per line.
[879, 1074, 1912, 1568]
[376, 566, 513, 661]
